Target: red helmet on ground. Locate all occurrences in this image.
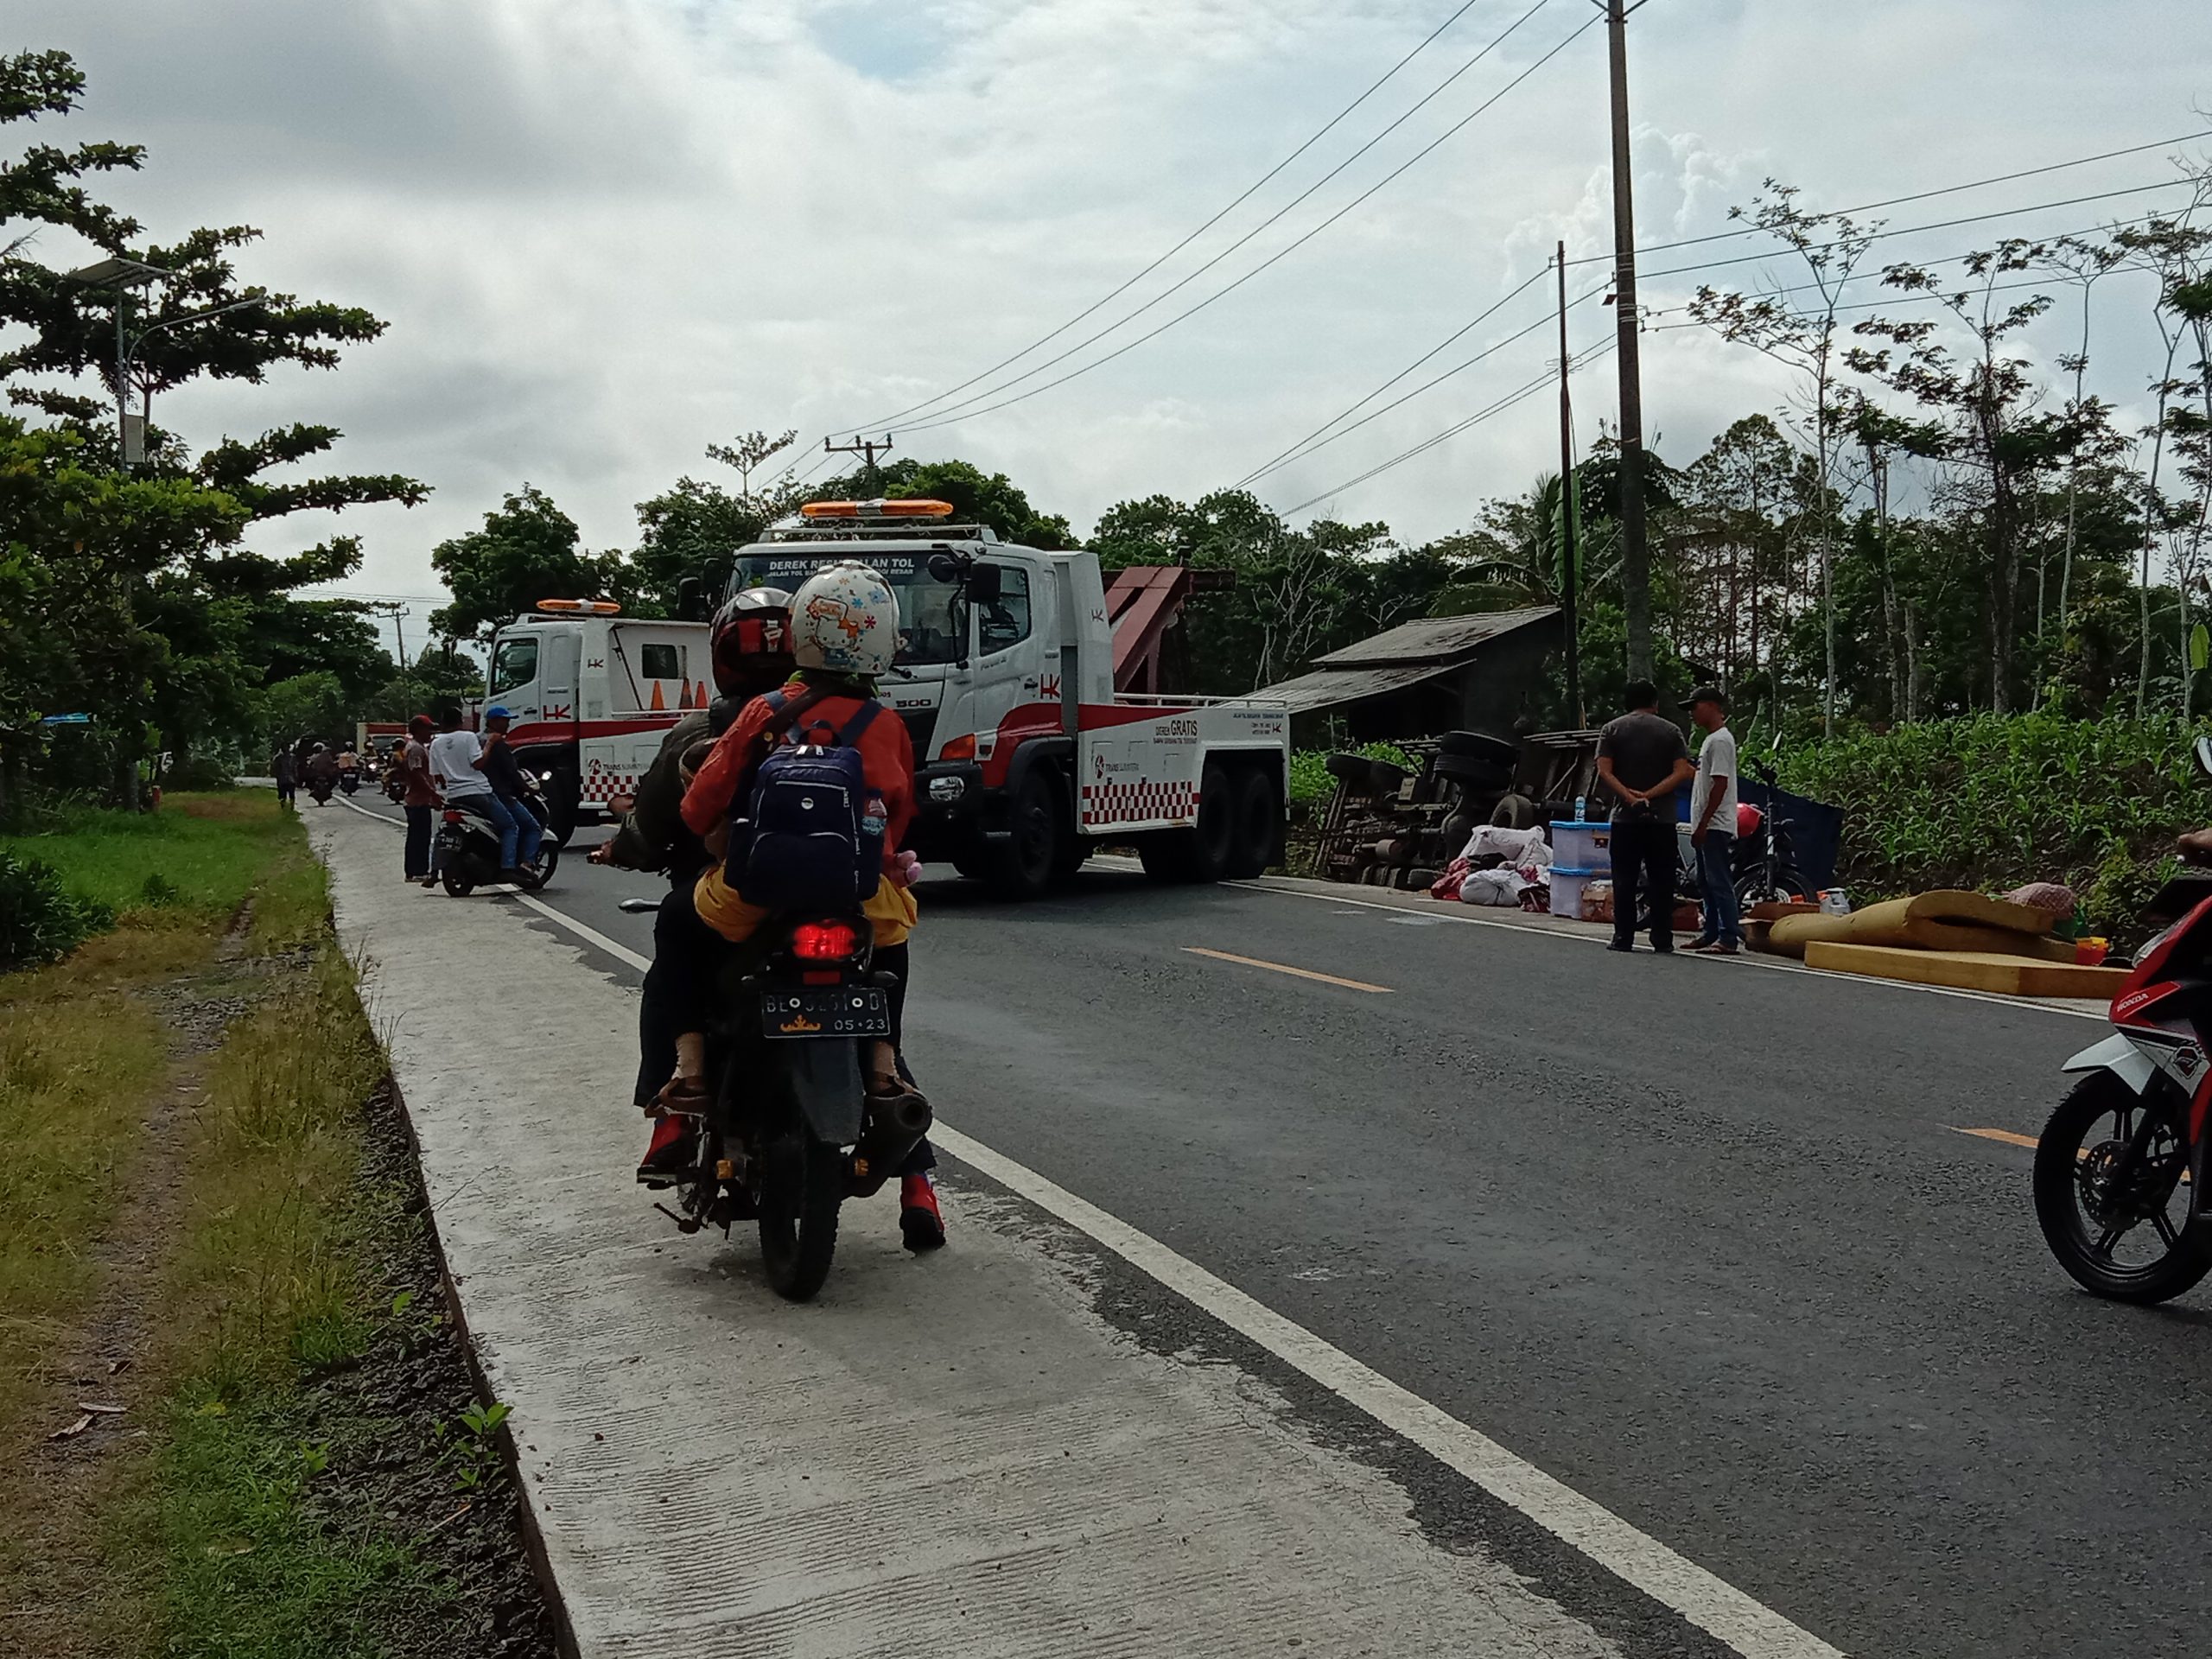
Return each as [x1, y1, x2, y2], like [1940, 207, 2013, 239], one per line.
[710, 587, 795, 696]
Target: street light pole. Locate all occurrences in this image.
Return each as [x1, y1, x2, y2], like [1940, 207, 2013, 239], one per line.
[67, 257, 173, 467]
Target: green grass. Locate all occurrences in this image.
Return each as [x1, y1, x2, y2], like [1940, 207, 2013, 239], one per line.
[0, 791, 297, 928]
[1288, 742, 1417, 804]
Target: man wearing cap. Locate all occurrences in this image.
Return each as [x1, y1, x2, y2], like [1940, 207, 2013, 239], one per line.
[478, 706, 544, 878]
[1687, 685, 1743, 957]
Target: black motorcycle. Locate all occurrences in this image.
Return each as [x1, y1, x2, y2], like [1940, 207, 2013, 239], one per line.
[1732, 759, 1813, 906]
[436, 775, 557, 895]
[623, 901, 931, 1302]
[338, 771, 360, 797]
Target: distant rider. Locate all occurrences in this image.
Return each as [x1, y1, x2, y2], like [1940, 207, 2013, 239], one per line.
[478, 706, 545, 878]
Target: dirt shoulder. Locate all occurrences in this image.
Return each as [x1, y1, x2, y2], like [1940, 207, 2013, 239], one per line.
[0, 792, 554, 1658]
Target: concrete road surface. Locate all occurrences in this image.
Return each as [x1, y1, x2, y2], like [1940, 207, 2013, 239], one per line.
[325, 796, 2192, 1659]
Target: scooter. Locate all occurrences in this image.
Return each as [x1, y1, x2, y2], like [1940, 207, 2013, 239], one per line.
[339, 771, 359, 797]
[619, 897, 931, 1303]
[307, 776, 334, 806]
[2033, 734, 2212, 1303]
[435, 774, 558, 896]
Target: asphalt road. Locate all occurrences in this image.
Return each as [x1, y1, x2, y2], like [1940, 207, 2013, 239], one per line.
[340, 794, 2200, 1659]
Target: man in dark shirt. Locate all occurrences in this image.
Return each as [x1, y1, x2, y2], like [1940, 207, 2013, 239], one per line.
[1595, 679, 1694, 954]
[479, 707, 543, 876]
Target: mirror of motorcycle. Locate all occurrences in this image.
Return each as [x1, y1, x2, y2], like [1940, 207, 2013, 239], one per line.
[2196, 734, 2212, 781]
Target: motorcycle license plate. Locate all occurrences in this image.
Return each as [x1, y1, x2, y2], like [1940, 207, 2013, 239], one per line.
[761, 986, 889, 1040]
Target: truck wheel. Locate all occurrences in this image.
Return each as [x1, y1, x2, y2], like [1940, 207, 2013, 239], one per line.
[1140, 762, 1236, 884]
[985, 767, 1063, 901]
[1225, 767, 1281, 880]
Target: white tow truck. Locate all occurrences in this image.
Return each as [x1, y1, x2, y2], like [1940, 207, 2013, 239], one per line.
[478, 599, 713, 842]
[725, 498, 1289, 899]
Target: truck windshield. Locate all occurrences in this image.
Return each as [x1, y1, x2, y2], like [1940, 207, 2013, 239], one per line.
[488, 634, 538, 696]
[728, 552, 966, 666]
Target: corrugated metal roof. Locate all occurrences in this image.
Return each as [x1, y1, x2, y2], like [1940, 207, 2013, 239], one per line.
[1310, 606, 1558, 669]
[1247, 659, 1463, 716]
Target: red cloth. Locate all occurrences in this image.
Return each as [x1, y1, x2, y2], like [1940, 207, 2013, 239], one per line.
[400, 739, 441, 807]
[680, 679, 914, 869]
[1735, 801, 1764, 838]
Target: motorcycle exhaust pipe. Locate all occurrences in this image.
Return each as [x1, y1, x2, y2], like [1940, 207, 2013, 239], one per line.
[848, 1092, 934, 1198]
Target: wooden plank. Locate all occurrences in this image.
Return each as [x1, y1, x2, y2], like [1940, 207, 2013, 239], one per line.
[1802, 941, 2128, 1000]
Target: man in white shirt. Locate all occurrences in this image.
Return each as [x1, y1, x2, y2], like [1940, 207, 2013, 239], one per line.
[428, 708, 492, 801]
[1687, 685, 1742, 956]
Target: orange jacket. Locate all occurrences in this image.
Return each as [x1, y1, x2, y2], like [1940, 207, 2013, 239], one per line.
[680, 680, 914, 868]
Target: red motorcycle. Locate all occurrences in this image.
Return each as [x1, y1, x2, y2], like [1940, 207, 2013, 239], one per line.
[2036, 739, 2212, 1302]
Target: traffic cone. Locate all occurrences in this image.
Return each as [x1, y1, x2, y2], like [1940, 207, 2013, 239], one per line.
[650, 681, 666, 711]
[694, 680, 709, 709]
[677, 679, 694, 709]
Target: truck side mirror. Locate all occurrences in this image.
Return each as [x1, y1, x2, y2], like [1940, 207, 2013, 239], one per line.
[966, 563, 1003, 604]
[927, 552, 960, 583]
[677, 577, 705, 620]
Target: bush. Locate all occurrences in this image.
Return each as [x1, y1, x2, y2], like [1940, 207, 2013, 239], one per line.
[163, 754, 236, 791]
[0, 850, 116, 971]
[1773, 714, 2199, 934]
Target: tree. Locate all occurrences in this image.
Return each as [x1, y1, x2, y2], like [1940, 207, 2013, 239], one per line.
[816, 458, 1074, 549]
[1688, 182, 1879, 736]
[1850, 240, 2066, 714]
[629, 432, 813, 614]
[429, 486, 617, 639]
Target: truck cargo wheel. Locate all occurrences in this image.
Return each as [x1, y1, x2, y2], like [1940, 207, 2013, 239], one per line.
[985, 767, 1063, 901]
[1225, 767, 1281, 880]
[1490, 792, 1541, 830]
[1140, 762, 1236, 884]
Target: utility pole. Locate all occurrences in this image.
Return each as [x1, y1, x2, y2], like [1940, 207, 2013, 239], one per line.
[825, 434, 895, 492]
[1602, 0, 1652, 684]
[1555, 241, 1583, 728]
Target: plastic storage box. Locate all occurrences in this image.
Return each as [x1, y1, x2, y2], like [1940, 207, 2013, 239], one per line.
[1551, 821, 1611, 870]
[1548, 866, 1602, 921]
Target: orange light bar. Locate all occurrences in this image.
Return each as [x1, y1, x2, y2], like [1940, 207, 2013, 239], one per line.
[798, 498, 956, 520]
[938, 733, 976, 762]
[534, 598, 622, 615]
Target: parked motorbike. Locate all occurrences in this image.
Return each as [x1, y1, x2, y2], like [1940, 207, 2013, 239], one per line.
[1733, 760, 1813, 907]
[2033, 735, 2212, 1303]
[620, 897, 931, 1302]
[435, 774, 557, 895]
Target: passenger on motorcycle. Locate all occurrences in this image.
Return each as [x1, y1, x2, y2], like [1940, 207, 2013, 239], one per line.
[652, 562, 944, 1250]
[478, 706, 545, 877]
[594, 588, 798, 1123]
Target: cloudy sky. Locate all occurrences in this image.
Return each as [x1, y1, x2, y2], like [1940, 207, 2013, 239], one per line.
[16, 0, 2212, 636]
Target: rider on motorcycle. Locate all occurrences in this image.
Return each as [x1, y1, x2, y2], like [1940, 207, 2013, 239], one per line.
[478, 706, 545, 877]
[654, 562, 944, 1250]
[594, 588, 798, 1129]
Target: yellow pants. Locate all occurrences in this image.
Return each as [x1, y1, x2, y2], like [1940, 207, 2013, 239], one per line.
[692, 867, 918, 948]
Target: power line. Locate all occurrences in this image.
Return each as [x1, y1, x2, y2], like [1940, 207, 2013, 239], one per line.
[1236, 264, 1554, 486]
[894, 11, 1602, 439]
[844, 0, 1505, 437]
[893, 0, 1566, 437]
[1281, 335, 1618, 517]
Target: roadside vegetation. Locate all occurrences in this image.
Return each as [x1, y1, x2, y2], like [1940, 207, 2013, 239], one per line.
[0, 793, 550, 1656]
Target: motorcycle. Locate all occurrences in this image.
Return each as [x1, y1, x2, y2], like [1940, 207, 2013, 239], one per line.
[307, 775, 334, 806]
[620, 897, 931, 1302]
[435, 773, 558, 895]
[1732, 759, 1813, 908]
[2034, 734, 2212, 1304]
[339, 771, 360, 797]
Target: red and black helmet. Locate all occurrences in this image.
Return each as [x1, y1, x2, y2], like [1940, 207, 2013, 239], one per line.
[709, 587, 795, 696]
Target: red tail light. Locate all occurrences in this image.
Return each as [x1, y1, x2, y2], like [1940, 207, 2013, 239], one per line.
[791, 920, 862, 961]
[442, 809, 465, 823]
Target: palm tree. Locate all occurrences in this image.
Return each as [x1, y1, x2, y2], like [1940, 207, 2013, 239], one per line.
[1430, 473, 1617, 615]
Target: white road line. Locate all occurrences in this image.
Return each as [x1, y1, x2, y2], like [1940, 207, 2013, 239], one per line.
[1235, 879, 2107, 1023]
[929, 1121, 1844, 1659]
[416, 836, 1844, 1658]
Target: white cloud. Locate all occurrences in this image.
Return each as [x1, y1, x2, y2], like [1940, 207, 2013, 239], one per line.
[15, 0, 2212, 637]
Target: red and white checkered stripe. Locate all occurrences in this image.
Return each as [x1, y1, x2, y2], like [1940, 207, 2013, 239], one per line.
[1080, 778, 1198, 830]
[580, 771, 640, 802]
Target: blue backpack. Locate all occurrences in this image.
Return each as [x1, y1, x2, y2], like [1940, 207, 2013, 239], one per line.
[726, 690, 887, 912]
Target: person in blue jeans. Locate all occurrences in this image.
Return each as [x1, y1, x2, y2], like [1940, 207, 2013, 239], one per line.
[477, 706, 543, 877]
[1687, 685, 1743, 956]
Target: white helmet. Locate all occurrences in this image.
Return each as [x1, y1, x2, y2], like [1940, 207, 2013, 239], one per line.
[790, 562, 899, 677]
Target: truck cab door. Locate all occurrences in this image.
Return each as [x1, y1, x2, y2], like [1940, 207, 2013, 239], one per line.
[537, 630, 577, 724]
[966, 561, 1052, 765]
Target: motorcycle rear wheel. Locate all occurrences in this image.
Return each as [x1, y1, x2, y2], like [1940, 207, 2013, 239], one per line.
[757, 1130, 844, 1302]
[440, 863, 474, 897]
[2034, 1071, 2212, 1304]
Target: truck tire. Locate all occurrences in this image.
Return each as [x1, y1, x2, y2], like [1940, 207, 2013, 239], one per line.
[542, 762, 581, 849]
[985, 766, 1064, 901]
[1139, 761, 1236, 884]
[1225, 766, 1281, 880]
[1490, 792, 1541, 830]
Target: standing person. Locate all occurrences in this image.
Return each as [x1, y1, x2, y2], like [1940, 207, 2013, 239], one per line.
[271, 747, 297, 809]
[1594, 679, 1694, 955]
[398, 715, 442, 887]
[1686, 686, 1743, 957]
[476, 707, 543, 878]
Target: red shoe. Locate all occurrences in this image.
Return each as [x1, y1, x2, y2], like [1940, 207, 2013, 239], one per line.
[899, 1173, 945, 1253]
[636, 1116, 696, 1187]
